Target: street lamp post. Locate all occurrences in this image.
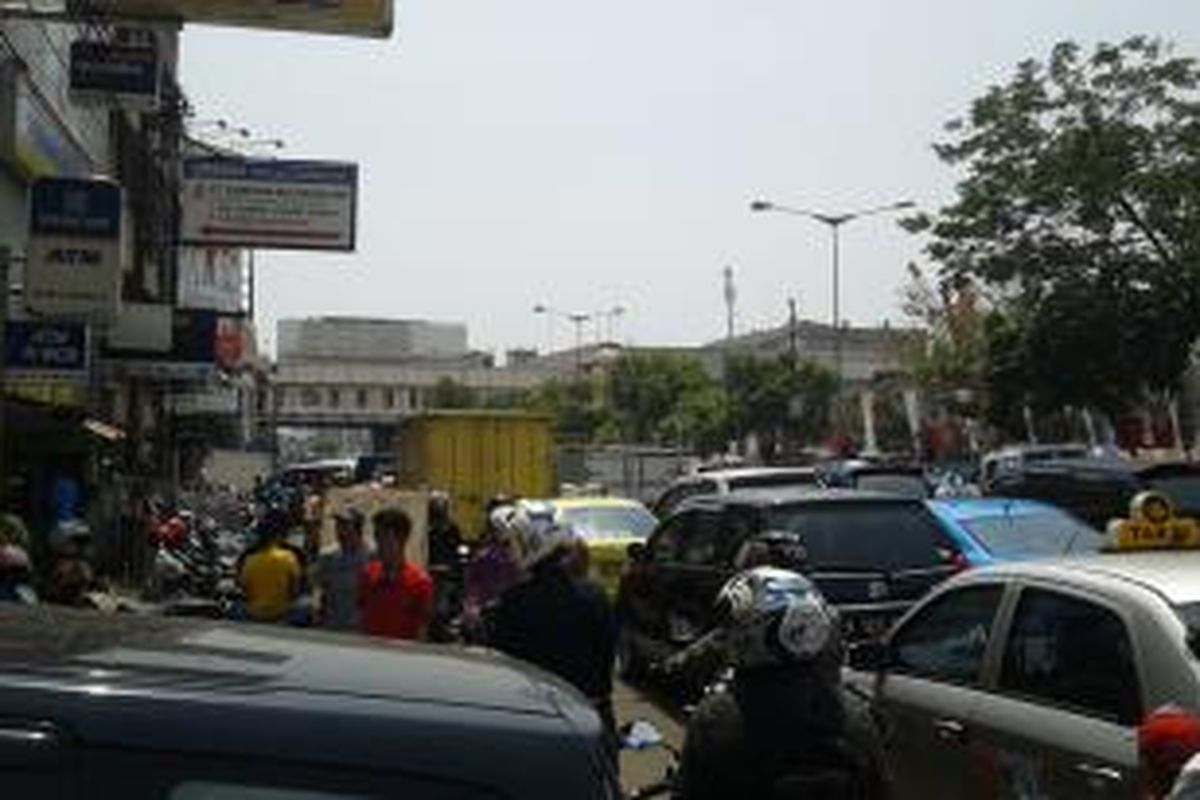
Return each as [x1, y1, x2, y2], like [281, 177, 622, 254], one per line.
[533, 304, 592, 376]
[750, 198, 914, 382]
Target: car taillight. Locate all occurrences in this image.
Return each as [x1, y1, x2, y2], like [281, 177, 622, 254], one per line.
[1139, 706, 1200, 798]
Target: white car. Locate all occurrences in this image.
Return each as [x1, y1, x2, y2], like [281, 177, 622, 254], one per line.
[849, 548, 1200, 799]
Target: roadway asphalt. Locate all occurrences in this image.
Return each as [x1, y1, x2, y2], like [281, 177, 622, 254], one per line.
[613, 679, 685, 795]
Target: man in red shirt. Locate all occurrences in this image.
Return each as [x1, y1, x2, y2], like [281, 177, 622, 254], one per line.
[358, 507, 433, 640]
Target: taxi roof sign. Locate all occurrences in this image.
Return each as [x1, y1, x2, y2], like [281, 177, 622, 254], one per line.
[1107, 491, 1200, 552]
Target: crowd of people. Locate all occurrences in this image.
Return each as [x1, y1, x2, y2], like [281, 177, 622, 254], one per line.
[235, 490, 619, 755]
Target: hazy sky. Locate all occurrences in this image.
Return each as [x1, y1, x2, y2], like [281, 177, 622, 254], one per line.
[180, 1, 1200, 358]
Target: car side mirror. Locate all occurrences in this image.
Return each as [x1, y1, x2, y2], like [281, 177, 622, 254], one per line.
[847, 639, 890, 672]
[627, 542, 648, 563]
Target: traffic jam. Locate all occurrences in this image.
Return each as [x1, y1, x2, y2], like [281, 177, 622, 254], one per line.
[6, 434, 1200, 799]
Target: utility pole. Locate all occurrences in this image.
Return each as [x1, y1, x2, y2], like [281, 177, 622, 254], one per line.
[723, 265, 736, 342]
[788, 297, 798, 362]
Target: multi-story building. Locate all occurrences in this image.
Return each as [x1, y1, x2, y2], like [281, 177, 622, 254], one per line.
[278, 317, 468, 364]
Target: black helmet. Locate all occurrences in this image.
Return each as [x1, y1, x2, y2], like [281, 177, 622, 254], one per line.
[733, 530, 809, 571]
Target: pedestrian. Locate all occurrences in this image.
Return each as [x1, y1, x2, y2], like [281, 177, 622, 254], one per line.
[426, 491, 464, 642]
[487, 517, 617, 761]
[461, 500, 522, 640]
[358, 507, 433, 641]
[1142, 706, 1200, 799]
[239, 508, 302, 623]
[315, 508, 369, 631]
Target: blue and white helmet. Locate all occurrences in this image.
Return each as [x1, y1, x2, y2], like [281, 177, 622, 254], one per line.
[511, 502, 577, 570]
[716, 567, 837, 669]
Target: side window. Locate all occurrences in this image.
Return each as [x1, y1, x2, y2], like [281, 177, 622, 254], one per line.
[999, 589, 1141, 725]
[890, 584, 1004, 685]
[650, 514, 689, 563]
[678, 511, 724, 566]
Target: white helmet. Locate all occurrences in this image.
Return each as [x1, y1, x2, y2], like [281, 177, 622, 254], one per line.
[511, 503, 576, 570]
[715, 567, 838, 669]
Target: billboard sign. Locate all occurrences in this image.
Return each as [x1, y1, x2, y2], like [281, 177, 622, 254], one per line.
[4, 320, 88, 377]
[177, 247, 244, 313]
[181, 158, 357, 251]
[26, 177, 123, 323]
[70, 40, 160, 108]
[102, 1, 393, 38]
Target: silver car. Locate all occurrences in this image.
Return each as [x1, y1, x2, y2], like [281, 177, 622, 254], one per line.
[848, 551, 1200, 799]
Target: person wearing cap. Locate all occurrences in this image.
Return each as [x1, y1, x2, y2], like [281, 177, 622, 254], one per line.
[316, 507, 369, 631]
[358, 507, 434, 641]
[487, 517, 617, 757]
[239, 507, 302, 623]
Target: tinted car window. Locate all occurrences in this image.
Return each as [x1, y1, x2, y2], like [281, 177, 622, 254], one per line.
[650, 514, 688, 563]
[727, 472, 817, 491]
[1000, 588, 1141, 725]
[173, 786, 368, 800]
[655, 480, 718, 517]
[678, 511, 725, 566]
[1146, 474, 1200, 515]
[959, 509, 1101, 558]
[890, 584, 1003, 684]
[766, 502, 945, 570]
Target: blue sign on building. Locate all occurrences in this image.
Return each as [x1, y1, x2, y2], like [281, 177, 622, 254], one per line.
[4, 320, 88, 374]
[70, 40, 160, 100]
[29, 177, 122, 238]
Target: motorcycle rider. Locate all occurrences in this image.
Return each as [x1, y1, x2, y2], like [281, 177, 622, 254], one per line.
[672, 566, 881, 800]
[487, 513, 617, 763]
[426, 491, 464, 641]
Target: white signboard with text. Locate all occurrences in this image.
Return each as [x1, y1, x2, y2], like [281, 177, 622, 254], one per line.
[181, 158, 357, 252]
[26, 177, 122, 324]
[178, 247, 245, 313]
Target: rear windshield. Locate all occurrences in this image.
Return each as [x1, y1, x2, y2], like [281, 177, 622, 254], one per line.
[765, 502, 943, 571]
[959, 508, 1102, 559]
[728, 472, 818, 491]
[1146, 474, 1200, 515]
[558, 505, 658, 540]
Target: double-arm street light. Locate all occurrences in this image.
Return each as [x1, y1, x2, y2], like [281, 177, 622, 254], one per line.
[533, 304, 592, 375]
[749, 198, 914, 381]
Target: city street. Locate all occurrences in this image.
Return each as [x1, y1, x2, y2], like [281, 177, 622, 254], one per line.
[614, 679, 684, 795]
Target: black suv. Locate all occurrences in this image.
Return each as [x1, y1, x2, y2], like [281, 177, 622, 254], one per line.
[616, 488, 961, 678]
[0, 605, 619, 799]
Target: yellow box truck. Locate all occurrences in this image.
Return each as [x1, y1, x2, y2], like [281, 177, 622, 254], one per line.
[395, 411, 555, 540]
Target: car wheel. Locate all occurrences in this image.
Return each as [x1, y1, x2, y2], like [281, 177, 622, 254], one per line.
[616, 625, 647, 683]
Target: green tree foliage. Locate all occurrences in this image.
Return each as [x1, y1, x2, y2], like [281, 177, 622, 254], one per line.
[608, 353, 719, 446]
[725, 354, 839, 459]
[527, 378, 610, 442]
[906, 37, 1200, 416]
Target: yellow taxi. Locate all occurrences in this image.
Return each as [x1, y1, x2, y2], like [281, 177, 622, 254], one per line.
[522, 496, 658, 598]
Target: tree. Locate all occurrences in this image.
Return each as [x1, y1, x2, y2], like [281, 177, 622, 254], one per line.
[906, 37, 1200, 417]
[725, 354, 838, 459]
[608, 353, 723, 449]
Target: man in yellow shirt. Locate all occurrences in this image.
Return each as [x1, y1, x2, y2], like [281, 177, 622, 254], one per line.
[239, 509, 302, 623]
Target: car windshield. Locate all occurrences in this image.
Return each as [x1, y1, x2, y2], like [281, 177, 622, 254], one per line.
[959, 508, 1102, 558]
[765, 502, 943, 571]
[728, 472, 817, 491]
[558, 504, 658, 541]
